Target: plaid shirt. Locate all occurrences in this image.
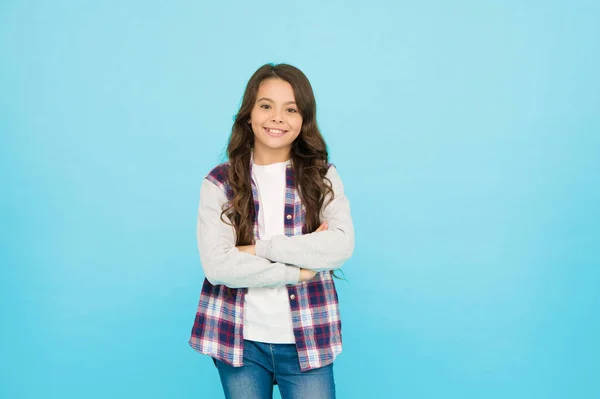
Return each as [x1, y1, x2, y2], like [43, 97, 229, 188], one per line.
[188, 157, 343, 372]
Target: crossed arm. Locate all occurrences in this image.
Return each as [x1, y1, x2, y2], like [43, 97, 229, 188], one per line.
[196, 166, 354, 289]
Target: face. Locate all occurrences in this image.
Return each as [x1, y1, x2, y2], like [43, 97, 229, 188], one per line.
[248, 78, 303, 162]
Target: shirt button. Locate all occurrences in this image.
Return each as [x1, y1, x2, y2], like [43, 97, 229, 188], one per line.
[290, 294, 296, 300]
[286, 214, 292, 220]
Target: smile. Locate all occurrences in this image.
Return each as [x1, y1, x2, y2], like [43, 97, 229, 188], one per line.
[264, 127, 288, 136]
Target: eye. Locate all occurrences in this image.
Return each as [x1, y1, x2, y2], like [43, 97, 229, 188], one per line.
[287, 108, 297, 113]
[260, 104, 271, 109]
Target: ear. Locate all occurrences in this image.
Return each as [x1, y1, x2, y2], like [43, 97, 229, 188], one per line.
[247, 119, 251, 124]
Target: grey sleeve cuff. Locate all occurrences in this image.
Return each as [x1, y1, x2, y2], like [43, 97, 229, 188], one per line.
[255, 239, 272, 260]
[283, 265, 300, 285]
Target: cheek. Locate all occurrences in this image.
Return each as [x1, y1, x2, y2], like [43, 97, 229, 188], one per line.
[250, 110, 260, 124]
[291, 125, 303, 140]
[293, 116, 303, 131]
[250, 107, 266, 122]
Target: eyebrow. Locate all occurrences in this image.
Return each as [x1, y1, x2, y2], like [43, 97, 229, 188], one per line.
[256, 97, 297, 105]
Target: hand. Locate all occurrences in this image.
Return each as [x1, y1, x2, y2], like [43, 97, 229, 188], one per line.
[236, 245, 256, 255]
[315, 221, 328, 233]
[299, 268, 317, 282]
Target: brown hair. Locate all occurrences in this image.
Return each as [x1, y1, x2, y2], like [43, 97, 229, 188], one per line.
[222, 63, 340, 278]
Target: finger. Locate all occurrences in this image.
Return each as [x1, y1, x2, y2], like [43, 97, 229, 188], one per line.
[315, 221, 327, 232]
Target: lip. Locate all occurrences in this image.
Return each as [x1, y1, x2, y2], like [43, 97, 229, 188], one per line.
[264, 127, 288, 136]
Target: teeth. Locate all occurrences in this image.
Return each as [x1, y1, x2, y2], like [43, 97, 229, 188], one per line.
[266, 128, 286, 134]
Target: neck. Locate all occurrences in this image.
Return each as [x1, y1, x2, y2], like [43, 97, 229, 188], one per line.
[252, 145, 292, 165]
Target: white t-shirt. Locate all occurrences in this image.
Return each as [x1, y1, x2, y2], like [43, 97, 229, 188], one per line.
[242, 159, 296, 343]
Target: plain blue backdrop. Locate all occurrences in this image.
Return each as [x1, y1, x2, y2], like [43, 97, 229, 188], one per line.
[1, 1, 599, 398]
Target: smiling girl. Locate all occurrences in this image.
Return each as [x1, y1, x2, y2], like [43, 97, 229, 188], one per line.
[189, 63, 354, 399]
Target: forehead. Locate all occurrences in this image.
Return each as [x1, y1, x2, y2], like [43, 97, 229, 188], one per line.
[256, 78, 296, 101]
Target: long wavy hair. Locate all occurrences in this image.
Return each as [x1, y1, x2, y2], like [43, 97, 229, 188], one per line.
[222, 63, 340, 278]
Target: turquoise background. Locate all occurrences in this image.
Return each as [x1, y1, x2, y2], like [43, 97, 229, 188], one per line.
[1, 1, 599, 398]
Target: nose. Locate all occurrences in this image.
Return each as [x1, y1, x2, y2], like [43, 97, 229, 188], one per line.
[271, 108, 284, 123]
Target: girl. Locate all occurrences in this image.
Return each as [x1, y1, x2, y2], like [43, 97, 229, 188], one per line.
[189, 63, 354, 399]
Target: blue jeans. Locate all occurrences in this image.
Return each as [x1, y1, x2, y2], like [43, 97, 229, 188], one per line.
[213, 339, 336, 399]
